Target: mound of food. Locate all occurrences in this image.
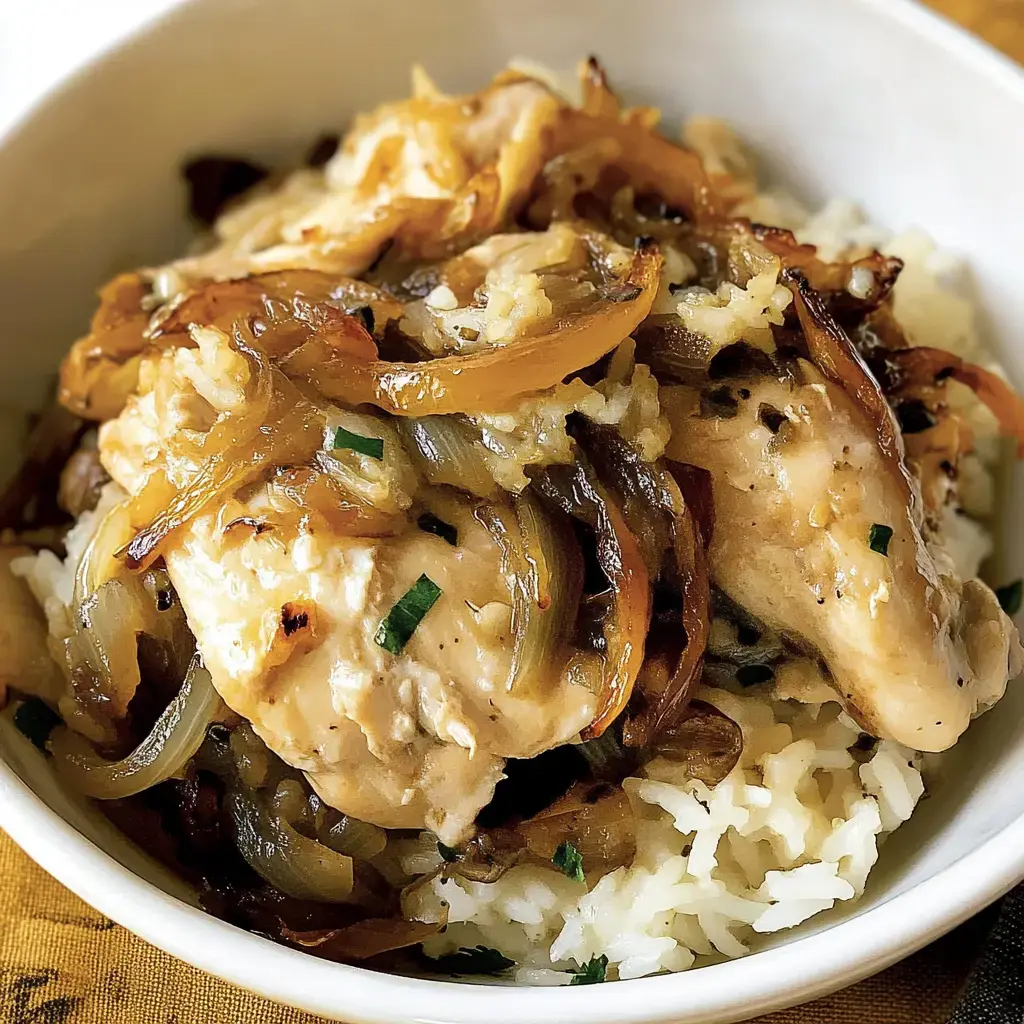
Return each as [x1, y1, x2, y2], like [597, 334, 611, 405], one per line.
[1, 58, 1022, 984]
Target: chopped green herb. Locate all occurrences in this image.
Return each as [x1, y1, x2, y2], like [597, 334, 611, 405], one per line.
[552, 841, 585, 882]
[437, 841, 459, 863]
[374, 574, 442, 654]
[736, 664, 774, 687]
[331, 426, 384, 460]
[567, 954, 609, 985]
[996, 579, 1023, 616]
[13, 698, 61, 751]
[868, 524, 893, 556]
[431, 945, 515, 976]
[417, 512, 458, 546]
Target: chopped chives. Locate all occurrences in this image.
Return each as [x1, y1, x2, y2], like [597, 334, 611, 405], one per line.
[331, 426, 384, 460]
[430, 945, 515, 976]
[374, 574, 442, 654]
[552, 841, 585, 883]
[868, 524, 893, 556]
[568, 954, 608, 985]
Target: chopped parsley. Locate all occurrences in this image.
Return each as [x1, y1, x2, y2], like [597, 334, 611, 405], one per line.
[553, 841, 585, 882]
[567, 954, 609, 985]
[437, 841, 459, 863]
[868, 523, 893, 556]
[417, 512, 458, 546]
[374, 574, 442, 654]
[996, 579, 1023, 616]
[331, 426, 384, 460]
[431, 945, 515, 976]
[13, 698, 61, 751]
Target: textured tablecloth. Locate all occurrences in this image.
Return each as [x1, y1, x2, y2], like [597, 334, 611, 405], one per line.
[3, 1, 1024, 1021]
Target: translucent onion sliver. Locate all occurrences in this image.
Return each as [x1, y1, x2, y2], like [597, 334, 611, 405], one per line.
[50, 655, 220, 800]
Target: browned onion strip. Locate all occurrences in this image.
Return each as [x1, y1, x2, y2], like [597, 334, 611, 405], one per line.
[0, 404, 83, 529]
[753, 223, 902, 304]
[152, 270, 402, 348]
[625, 467, 710, 749]
[887, 346, 1024, 455]
[59, 273, 152, 420]
[474, 494, 583, 696]
[280, 918, 442, 962]
[59, 271, 403, 421]
[516, 781, 636, 878]
[786, 270, 914, 501]
[286, 242, 661, 417]
[651, 699, 743, 786]
[122, 329, 322, 570]
[545, 111, 721, 222]
[533, 461, 650, 741]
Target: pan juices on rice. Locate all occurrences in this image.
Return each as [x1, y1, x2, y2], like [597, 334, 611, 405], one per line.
[1, 58, 1022, 984]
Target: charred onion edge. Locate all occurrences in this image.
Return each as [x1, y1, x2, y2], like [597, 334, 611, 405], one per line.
[887, 346, 1024, 456]
[581, 477, 650, 742]
[291, 240, 661, 417]
[623, 464, 711, 748]
[751, 222, 903, 303]
[785, 269, 915, 504]
[545, 111, 721, 222]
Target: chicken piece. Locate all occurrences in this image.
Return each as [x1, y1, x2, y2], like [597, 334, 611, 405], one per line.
[97, 327, 595, 843]
[662, 360, 1022, 751]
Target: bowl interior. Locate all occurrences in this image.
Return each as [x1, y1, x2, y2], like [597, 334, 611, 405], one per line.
[1, 0, 1024, 1020]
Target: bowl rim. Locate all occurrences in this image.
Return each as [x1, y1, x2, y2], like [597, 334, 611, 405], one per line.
[2, 0, 1024, 1021]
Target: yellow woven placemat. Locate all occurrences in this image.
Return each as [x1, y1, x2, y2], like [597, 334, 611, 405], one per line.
[3, 2, 1023, 1021]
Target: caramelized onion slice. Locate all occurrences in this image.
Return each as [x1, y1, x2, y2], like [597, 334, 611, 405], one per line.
[518, 780, 636, 879]
[123, 327, 323, 571]
[753, 223, 902, 308]
[545, 111, 720, 222]
[474, 494, 583, 696]
[280, 918, 441, 962]
[532, 460, 650, 740]
[395, 416, 498, 498]
[268, 465, 406, 539]
[623, 466, 711, 748]
[458, 779, 636, 884]
[651, 699, 743, 787]
[287, 241, 661, 417]
[786, 270, 913, 500]
[153, 270, 403, 347]
[59, 273, 151, 420]
[887, 346, 1024, 455]
[50, 655, 219, 799]
[227, 785, 355, 903]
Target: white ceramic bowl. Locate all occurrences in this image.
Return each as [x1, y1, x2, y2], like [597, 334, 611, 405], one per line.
[2, 1, 1024, 1021]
